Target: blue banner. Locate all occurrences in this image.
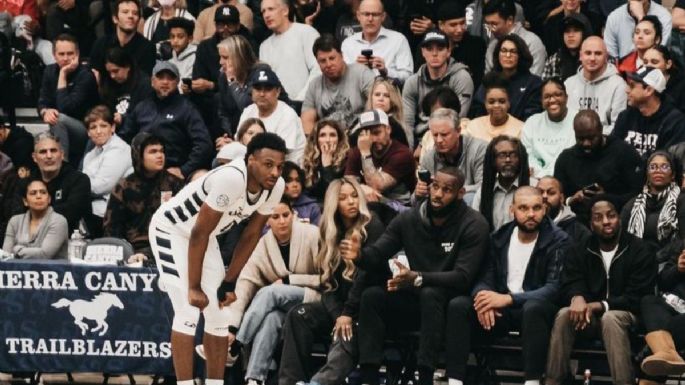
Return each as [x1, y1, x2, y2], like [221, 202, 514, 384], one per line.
[0, 260, 174, 374]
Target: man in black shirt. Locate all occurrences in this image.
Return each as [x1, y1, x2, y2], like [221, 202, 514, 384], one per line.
[0, 118, 35, 175]
[89, 0, 156, 76]
[437, 2, 487, 89]
[341, 167, 489, 385]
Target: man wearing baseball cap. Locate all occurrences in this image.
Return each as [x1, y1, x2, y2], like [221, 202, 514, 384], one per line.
[344, 109, 416, 206]
[237, 67, 306, 165]
[437, 1, 487, 89]
[402, 29, 474, 144]
[193, 0, 253, 42]
[120, 61, 212, 179]
[612, 66, 685, 160]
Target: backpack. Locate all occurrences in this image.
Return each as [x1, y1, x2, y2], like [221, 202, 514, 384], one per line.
[10, 48, 44, 107]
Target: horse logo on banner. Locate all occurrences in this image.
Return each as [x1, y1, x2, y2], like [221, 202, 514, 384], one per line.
[51, 293, 125, 336]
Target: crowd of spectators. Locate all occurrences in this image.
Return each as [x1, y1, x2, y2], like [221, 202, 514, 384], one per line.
[3, 0, 685, 384]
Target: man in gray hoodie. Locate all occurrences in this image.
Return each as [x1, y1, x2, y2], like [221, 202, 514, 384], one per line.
[402, 29, 474, 144]
[564, 36, 627, 135]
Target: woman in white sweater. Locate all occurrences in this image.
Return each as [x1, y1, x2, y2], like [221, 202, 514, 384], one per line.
[81, 106, 133, 237]
[197, 198, 321, 385]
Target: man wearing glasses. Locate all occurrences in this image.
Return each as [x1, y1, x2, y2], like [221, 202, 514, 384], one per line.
[612, 66, 685, 160]
[340, 0, 413, 83]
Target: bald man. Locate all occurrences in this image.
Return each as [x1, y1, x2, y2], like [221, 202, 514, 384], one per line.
[340, 0, 413, 82]
[564, 36, 627, 134]
[446, 186, 570, 385]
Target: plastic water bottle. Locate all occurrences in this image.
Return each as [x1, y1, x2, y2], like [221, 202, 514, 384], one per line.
[68, 230, 86, 260]
[663, 293, 685, 314]
[583, 369, 591, 385]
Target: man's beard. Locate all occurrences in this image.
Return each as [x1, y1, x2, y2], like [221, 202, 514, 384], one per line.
[546, 204, 561, 220]
[428, 199, 458, 219]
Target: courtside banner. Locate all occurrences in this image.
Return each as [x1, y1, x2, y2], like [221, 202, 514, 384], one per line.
[0, 260, 173, 374]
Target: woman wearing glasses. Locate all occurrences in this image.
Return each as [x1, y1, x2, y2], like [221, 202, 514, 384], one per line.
[621, 151, 685, 257]
[469, 34, 542, 121]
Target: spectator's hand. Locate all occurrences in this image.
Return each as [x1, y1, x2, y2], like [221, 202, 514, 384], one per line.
[332, 315, 353, 342]
[60, 56, 79, 75]
[476, 308, 501, 331]
[167, 167, 184, 180]
[57, 0, 75, 11]
[320, 141, 335, 167]
[387, 260, 418, 291]
[356, 55, 371, 67]
[569, 295, 590, 330]
[473, 290, 513, 313]
[409, 16, 434, 35]
[413, 144, 422, 164]
[339, 230, 361, 261]
[569, 189, 586, 205]
[215, 134, 232, 151]
[415, 180, 429, 198]
[191, 78, 214, 93]
[360, 183, 380, 202]
[303, 0, 321, 25]
[357, 130, 372, 157]
[629, 0, 645, 20]
[189, 287, 209, 310]
[369, 56, 386, 73]
[180, 82, 191, 94]
[678, 250, 685, 273]
[127, 253, 148, 265]
[273, 279, 283, 285]
[42, 108, 59, 125]
[228, 332, 235, 346]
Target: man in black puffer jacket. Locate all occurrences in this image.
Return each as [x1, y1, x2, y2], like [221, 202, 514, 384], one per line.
[546, 195, 656, 385]
[119, 61, 212, 180]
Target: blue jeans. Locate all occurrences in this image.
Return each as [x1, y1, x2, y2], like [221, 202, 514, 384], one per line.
[237, 285, 305, 381]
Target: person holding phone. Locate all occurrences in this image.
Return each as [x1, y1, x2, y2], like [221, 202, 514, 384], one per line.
[554, 109, 644, 225]
[340, 0, 413, 83]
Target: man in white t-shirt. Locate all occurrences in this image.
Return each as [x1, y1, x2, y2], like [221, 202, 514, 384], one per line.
[447, 186, 570, 385]
[259, 0, 320, 101]
[238, 67, 306, 165]
[148, 133, 286, 385]
[340, 0, 413, 83]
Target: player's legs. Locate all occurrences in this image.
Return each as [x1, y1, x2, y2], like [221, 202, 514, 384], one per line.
[201, 238, 233, 380]
[150, 225, 200, 382]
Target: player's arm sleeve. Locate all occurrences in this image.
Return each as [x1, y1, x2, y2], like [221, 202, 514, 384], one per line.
[204, 168, 244, 212]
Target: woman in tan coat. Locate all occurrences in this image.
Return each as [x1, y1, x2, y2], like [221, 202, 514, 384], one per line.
[197, 198, 320, 385]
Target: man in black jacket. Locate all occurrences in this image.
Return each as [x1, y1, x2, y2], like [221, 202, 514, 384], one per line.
[447, 186, 570, 384]
[554, 109, 644, 226]
[120, 62, 212, 180]
[612, 66, 685, 160]
[340, 167, 490, 385]
[546, 196, 657, 385]
[437, 2, 487, 90]
[89, 0, 156, 76]
[37, 33, 98, 165]
[29, 132, 91, 233]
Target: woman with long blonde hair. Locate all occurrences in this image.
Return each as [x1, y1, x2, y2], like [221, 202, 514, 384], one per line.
[302, 120, 350, 201]
[279, 177, 385, 385]
[362, 78, 413, 147]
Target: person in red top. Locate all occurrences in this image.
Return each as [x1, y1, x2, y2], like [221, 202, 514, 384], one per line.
[0, 0, 38, 22]
[345, 109, 416, 209]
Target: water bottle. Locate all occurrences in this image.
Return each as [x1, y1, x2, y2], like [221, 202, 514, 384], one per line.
[583, 369, 591, 385]
[663, 293, 685, 314]
[68, 230, 86, 260]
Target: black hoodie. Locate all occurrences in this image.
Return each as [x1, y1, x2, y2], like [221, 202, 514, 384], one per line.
[561, 231, 656, 314]
[612, 100, 685, 160]
[355, 200, 489, 291]
[554, 135, 644, 223]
